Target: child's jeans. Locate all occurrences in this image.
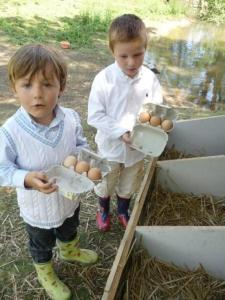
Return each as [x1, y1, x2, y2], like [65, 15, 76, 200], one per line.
[25, 205, 80, 263]
[94, 160, 144, 198]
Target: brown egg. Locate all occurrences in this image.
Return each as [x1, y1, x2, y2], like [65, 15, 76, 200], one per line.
[75, 161, 90, 174]
[63, 155, 77, 168]
[150, 116, 161, 127]
[60, 40, 70, 49]
[88, 167, 102, 181]
[161, 119, 173, 132]
[139, 112, 151, 123]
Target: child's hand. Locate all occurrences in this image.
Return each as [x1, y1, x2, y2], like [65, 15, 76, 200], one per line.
[121, 131, 132, 144]
[24, 171, 58, 194]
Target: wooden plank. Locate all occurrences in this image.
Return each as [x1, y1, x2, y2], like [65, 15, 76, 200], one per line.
[167, 115, 225, 156]
[102, 158, 157, 300]
[135, 226, 225, 280]
[157, 155, 225, 197]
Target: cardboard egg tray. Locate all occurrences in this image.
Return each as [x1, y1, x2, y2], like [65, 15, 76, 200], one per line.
[129, 104, 176, 156]
[138, 103, 177, 132]
[45, 165, 95, 201]
[77, 148, 111, 182]
[130, 124, 168, 157]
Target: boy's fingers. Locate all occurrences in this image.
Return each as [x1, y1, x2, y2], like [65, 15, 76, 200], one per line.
[38, 173, 48, 182]
[39, 184, 58, 194]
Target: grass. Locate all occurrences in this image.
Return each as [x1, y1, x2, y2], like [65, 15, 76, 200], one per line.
[0, 13, 111, 48]
[0, 0, 189, 48]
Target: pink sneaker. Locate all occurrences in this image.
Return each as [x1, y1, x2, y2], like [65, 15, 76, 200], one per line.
[118, 214, 129, 229]
[96, 210, 111, 232]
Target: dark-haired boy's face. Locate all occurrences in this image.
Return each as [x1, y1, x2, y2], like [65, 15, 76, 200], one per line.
[13, 65, 62, 125]
[112, 38, 146, 78]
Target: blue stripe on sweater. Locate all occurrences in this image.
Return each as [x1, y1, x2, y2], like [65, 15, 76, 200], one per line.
[15, 114, 64, 148]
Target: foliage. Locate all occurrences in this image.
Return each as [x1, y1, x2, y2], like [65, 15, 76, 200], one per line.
[198, 0, 225, 24]
[78, 0, 189, 18]
[0, 0, 189, 49]
[0, 12, 111, 48]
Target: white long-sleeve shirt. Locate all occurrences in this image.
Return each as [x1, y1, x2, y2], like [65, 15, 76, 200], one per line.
[88, 62, 163, 167]
[0, 105, 88, 228]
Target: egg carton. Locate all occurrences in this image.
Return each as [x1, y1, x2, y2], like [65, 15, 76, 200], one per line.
[130, 124, 168, 157]
[137, 103, 177, 132]
[143, 103, 177, 120]
[45, 165, 95, 201]
[77, 148, 111, 181]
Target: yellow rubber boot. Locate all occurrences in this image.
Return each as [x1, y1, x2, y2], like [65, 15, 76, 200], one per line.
[57, 238, 98, 264]
[34, 261, 71, 300]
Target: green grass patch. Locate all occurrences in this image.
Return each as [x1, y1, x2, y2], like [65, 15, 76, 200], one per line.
[198, 0, 225, 24]
[0, 12, 111, 48]
[0, 0, 190, 48]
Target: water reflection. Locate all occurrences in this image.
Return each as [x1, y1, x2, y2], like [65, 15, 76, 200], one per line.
[145, 22, 225, 117]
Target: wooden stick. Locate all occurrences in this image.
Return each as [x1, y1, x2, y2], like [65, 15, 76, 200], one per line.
[102, 158, 157, 300]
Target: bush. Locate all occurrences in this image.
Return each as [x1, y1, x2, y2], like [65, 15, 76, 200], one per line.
[199, 0, 225, 24]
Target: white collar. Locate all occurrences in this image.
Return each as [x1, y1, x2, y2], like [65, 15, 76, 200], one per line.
[114, 61, 143, 82]
[19, 105, 64, 128]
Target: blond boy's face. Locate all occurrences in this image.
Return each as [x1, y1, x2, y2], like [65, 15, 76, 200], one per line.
[112, 38, 146, 78]
[13, 65, 62, 125]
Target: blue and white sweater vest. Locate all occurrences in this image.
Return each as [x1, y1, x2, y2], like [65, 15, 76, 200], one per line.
[2, 107, 82, 228]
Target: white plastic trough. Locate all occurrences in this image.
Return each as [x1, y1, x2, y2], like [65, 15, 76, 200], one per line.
[136, 154, 225, 282]
[167, 115, 225, 156]
[136, 226, 225, 281]
[102, 154, 225, 300]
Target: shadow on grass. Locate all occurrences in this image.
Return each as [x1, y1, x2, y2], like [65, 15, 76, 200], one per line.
[0, 13, 112, 48]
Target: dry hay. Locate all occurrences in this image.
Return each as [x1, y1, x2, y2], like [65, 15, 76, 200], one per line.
[160, 146, 195, 161]
[0, 187, 125, 300]
[141, 185, 225, 226]
[120, 165, 225, 300]
[122, 246, 225, 300]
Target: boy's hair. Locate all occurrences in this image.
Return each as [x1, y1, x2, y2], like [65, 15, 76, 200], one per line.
[108, 14, 147, 52]
[8, 44, 67, 91]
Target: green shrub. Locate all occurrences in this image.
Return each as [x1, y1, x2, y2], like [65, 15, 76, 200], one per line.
[199, 0, 225, 24]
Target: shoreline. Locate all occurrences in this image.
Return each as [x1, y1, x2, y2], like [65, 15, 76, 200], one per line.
[145, 18, 194, 37]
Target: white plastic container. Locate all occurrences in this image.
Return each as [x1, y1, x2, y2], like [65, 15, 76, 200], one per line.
[167, 115, 225, 156]
[102, 155, 225, 300]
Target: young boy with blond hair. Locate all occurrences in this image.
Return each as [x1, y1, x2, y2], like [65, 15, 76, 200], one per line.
[88, 14, 163, 231]
[0, 44, 97, 300]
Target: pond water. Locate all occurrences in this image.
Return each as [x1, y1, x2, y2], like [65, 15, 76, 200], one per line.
[145, 22, 225, 119]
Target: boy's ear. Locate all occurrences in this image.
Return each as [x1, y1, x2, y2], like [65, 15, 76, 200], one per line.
[108, 45, 114, 55]
[111, 49, 116, 59]
[58, 88, 64, 97]
[12, 85, 17, 97]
